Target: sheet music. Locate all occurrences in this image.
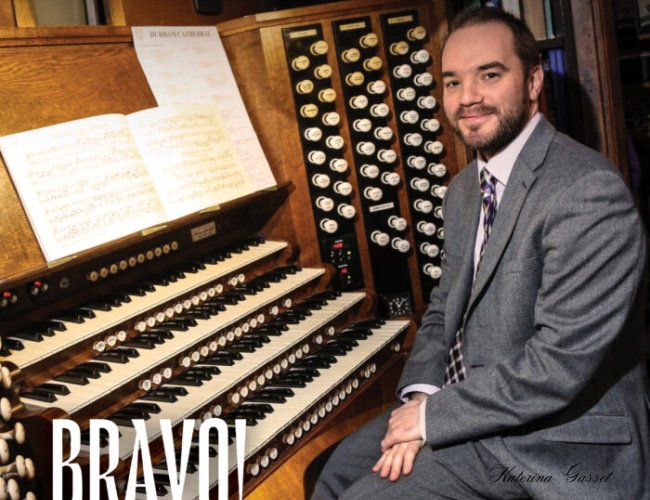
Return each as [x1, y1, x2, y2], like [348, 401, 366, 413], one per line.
[132, 26, 277, 192]
[127, 104, 252, 219]
[0, 115, 166, 262]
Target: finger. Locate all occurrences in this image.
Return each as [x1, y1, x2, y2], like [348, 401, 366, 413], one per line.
[372, 450, 388, 472]
[388, 445, 405, 481]
[401, 443, 419, 476]
[379, 447, 396, 478]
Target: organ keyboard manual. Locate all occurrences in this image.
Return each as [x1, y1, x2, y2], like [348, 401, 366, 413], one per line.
[0, 0, 462, 497]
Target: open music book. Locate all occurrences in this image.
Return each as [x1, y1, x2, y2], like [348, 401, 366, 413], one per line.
[0, 103, 275, 262]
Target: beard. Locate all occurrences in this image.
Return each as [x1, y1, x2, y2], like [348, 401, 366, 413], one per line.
[451, 96, 530, 158]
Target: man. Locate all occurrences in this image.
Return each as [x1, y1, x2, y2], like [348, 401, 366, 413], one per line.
[313, 6, 650, 499]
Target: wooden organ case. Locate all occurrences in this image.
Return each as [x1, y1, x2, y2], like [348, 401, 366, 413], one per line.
[0, 0, 460, 498]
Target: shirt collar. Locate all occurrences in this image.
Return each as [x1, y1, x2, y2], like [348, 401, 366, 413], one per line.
[477, 112, 541, 186]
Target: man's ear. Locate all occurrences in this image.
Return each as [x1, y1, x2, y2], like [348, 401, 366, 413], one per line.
[528, 64, 544, 103]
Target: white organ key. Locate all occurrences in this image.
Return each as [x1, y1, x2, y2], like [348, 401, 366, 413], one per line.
[3, 241, 288, 369]
[136, 321, 408, 499]
[113, 293, 366, 459]
[21, 268, 326, 415]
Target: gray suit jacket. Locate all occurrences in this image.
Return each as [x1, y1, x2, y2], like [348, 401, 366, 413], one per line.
[398, 117, 650, 498]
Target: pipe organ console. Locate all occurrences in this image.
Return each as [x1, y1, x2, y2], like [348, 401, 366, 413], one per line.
[0, 0, 457, 497]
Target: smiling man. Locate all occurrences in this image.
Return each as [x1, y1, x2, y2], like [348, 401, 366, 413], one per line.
[313, 6, 650, 500]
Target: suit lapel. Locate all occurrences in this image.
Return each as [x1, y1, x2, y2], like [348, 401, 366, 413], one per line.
[446, 164, 481, 336]
[465, 117, 556, 315]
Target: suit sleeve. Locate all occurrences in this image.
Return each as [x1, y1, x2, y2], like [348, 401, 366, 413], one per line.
[422, 168, 646, 448]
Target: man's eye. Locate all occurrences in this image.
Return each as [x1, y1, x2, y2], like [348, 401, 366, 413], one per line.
[483, 72, 500, 80]
[444, 80, 459, 89]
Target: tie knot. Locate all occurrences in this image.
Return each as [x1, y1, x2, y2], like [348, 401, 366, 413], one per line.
[480, 167, 497, 197]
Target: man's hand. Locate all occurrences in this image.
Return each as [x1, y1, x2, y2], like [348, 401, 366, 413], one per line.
[372, 440, 424, 481]
[381, 399, 423, 451]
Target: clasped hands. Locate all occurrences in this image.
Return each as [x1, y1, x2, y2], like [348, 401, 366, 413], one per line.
[373, 394, 427, 481]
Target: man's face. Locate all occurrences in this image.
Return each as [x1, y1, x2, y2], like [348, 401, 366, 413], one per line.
[441, 22, 540, 158]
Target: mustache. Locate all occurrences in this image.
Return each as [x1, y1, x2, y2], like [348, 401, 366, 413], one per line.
[455, 105, 497, 119]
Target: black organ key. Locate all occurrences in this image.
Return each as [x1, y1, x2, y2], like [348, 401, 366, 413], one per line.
[53, 312, 85, 324]
[200, 300, 226, 312]
[291, 304, 315, 314]
[113, 407, 150, 419]
[219, 349, 245, 359]
[79, 361, 112, 373]
[190, 365, 221, 375]
[44, 319, 67, 331]
[158, 459, 198, 474]
[107, 292, 132, 304]
[22, 390, 57, 402]
[84, 301, 113, 312]
[38, 382, 70, 395]
[289, 366, 320, 377]
[211, 350, 242, 361]
[255, 326, 283, 336]
[209, 295, 239, 306]
[157, 386, 188, 396]
[72, 307, 96, 319]
[158, 320, 189, 332]
[184, 368, 214, 381]
[227, 343, 257, 353]
[269, 378, 306, 388]
[246, 236, 265, 246]
[75, 305, 104, 319]
[145, 329, 175, 340]
[317, 346, 349, 356]
[229, 407, 266, 420]
[171, 377, 204, 387]
[10, 330, 44, 342]
[327, 339, 358, 349]
[349, 318, 385, 328]
[183, 309, 212, 320]
[247, 276, 271, 289]
[114, 347, 140, 358]
[240, 402, 274, 414]
[109, 416, 135, 427]
[224, 416, 257, 427]
[5, 337, 26, 350]
[169, 316, 199, 327]
[233, 285, 259, 295]
[127, 402, 161, 414]
[97, 352, 130, 364]
[192, 305, 222, 315]
[121, 286, 149, 297]
[138, 333, 168, 345]
[204, 254, 225, 265]
[80, 429, 114, 447]
[264, 321, 289, 332]
[54, 373, 89, 385]
[306, 353, 338, 364]
[224, 292, 246, 302]
[200, 356, 234, 367]
[245, 333, 271, 343]
[249, 392, 286, 403]
[123, 339, 157, 349]
[309, 290, 341, 302]
[276, 313, 306, 324]
[300, 357, 331, 369]
[140, 392, 177, 403]
[68, 367, 102, 379]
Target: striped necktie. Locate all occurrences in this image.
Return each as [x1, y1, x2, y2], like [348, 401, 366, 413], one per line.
[443, 167, 498, 385]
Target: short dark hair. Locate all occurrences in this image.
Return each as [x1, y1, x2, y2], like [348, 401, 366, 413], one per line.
[446, 7, 541, 75]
